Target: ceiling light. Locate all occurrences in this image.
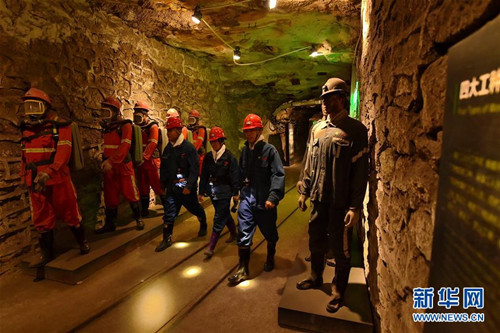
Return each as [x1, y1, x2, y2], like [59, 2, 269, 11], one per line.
[233, 46, 241, 60]
[269, 0, 277, 9]
[191, 5, 202, 24]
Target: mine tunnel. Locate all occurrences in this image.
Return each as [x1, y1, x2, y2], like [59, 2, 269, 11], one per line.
[0, 1, 499, 332]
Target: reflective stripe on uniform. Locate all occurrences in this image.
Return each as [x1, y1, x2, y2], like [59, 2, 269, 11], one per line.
[103, 145, 119, 149]
[22, 148, 56, 153]
[57, 140, 72, 146]
[352, 147, 369, 163]
[121, 138, 132, 144]
[148, 139, 158, 143]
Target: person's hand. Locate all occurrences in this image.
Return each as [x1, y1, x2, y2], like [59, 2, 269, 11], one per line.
[298, 194, 308, 211]
[198, 195, 204, 202]
[33, 172, 50, 193]
[344, 208, 361, 228]
[182, 188, 191, 195]
[265, 200, 275, 210]
[102, 159, 112, 173]
[232, 195, 239, 205]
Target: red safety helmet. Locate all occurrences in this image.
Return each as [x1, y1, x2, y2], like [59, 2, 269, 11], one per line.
[166, 116, 184, 129]
[209, 126, 226, 141]
[134, 101, 150, 112]
[22, 88, 52, 106]
[242, 114, 263, 130]
[189, 110, 200, 118]
[101, 96, 121, 111]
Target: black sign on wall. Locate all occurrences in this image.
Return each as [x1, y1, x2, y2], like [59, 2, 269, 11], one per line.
[426, 15, 500, 333]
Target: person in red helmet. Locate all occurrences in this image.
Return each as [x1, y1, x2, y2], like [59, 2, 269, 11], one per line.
[133, 101, 167, 217]
[95, 97, 144, 233]
[187, 109, 206, 175]
[18, 88, 89, 279]
[156, 116, 207, 252]
[228, 114, 285, 286]
[198, 126, 239, 258]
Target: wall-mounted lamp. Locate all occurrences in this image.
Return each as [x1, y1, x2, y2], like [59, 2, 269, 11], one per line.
[269, 0, 277, 9]
[192, 5, 202, 24]
[309, 51, 323, 57]
[233, 46, 241, 60]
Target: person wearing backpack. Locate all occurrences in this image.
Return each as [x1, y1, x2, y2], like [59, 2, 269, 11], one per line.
[156, 117, 207, 252]
[228, 114, 285, 286]
[198, 126, 239, 258]
[18, 88, 90, 278]
[187, 110, 206, 175]
[133, 101, 167, 217]
[95, 96, 144, 233]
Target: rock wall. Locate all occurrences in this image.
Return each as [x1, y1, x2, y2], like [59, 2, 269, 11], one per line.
[0, 0, 239, 276]
[358, 0, 500, 332]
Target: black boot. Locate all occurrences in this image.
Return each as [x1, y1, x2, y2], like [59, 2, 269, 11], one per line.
[327, 267, 351, 313]
[155, 225, 173, 252]
[140, 196, 150, 217]
[30, 230, 54, 268]
[198, 217, 207, 237]
[130, 202, 145, 230]
[71, 225, 90, 254]
[264, 242, 276, 272]
[296, 253, 325, 290]
[95, 208, 117, 234]
[228, 247, 250, 285]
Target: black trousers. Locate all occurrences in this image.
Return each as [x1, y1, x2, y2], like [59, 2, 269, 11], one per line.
[308, 200, 352, 296]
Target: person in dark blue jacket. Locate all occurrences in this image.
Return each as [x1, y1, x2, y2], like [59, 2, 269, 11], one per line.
[156, 117, 207, 252]
[198, 126, 240, 258]
[228, 114, 285, 286]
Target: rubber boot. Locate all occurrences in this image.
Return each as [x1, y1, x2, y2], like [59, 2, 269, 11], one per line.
[228, 247, 250, 285]
[204, 231, 220, 258]
[95, 208, 117, 234]
[197, 217, 207, 237]
[71, 225, 90, 255]
[130, 202, 145, 230]
[264, 242, 276, 272]
[30, 230, 54, 268]
[225, 217, 237, 243]
[155, 224, 173, 252]
[140, 196, 150, 217]
[296, 253, 325, 290]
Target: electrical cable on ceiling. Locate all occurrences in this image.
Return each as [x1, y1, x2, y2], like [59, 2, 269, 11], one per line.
[233, 46, 311, 66]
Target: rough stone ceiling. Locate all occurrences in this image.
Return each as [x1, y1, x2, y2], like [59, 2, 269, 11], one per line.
[89, 0, 360, 102]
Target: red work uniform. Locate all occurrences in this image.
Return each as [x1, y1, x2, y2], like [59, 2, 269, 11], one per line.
[136, 122, 163, 197]
[102, 120, 140, 208]
[192, 126, 206, 175]
[20, 112, 82, 232]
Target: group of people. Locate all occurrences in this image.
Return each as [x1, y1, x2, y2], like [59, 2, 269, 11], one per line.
[19, 76, 369, 314]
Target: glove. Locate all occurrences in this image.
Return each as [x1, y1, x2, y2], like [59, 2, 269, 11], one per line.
[102, 159, 112, 173]
[33, 172, 50, 193]
[298, 194, 308, 211]
[344, 208, 361, 228]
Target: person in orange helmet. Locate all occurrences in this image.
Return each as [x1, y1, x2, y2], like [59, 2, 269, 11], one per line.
[187, 109, 206, 175]
[198, 126, 239, 258]
[18, 88, 89, 280]
[95, 97, 144, 233]
[133, 101, 167, 217]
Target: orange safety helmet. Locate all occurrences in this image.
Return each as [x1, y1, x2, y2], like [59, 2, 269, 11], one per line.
[166, 116, 184, 129]
[22, 88, 52, 106]
[166, 108, 180, 119]
[189, 109, 200, 118]
[134, 101, 150, 112]
[209, 126, 226, 141]
[242, 113, 263, 130]
[101, 96, 121, 111]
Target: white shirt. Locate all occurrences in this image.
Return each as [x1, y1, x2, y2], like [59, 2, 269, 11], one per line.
[212, 144, 226, 162]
